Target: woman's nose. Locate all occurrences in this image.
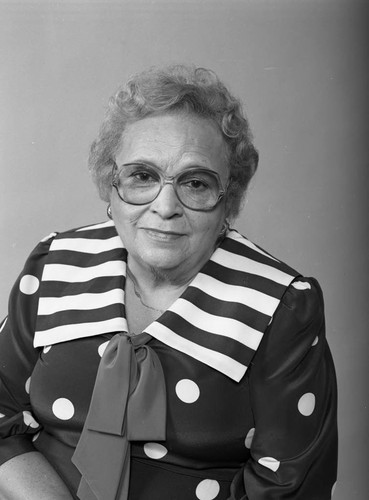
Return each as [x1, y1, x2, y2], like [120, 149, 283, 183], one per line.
[149, 182, 183, 218]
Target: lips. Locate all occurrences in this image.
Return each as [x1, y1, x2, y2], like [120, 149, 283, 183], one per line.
[142, 228, 185, 241]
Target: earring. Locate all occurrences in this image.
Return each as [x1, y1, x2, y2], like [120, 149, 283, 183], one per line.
[107, 204, 113, 220]
[219, 219, 230, 238]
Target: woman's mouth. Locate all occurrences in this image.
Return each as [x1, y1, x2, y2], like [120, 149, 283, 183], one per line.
[142, 228, 185, 241]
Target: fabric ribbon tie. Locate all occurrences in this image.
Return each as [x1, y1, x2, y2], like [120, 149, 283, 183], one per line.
[72, 333, 167, 500]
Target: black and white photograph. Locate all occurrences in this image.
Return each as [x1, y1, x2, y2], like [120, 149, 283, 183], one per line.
[0, 1, 367, 499]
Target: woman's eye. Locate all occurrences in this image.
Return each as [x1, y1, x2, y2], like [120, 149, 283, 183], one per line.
[136, 172, 150, 181]
[191, 180, 206, 188]
[184, 178, 209, 190]
[132, 171, 155, 182]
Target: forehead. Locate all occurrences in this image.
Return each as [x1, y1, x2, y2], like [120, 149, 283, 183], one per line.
[116, 113, 229, 177]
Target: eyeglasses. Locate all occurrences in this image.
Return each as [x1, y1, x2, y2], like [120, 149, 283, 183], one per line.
[111, 162, 227, 211]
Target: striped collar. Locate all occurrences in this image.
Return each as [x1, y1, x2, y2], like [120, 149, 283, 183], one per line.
[34, 220, 298, 382]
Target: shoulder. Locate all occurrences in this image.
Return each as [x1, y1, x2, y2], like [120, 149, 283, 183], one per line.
[223, 231, 324, 318]
[223, 230, 299, 279]
[280, 277, 325, 331]
[49, 220, 121, 253]
[251, 276, 326, 376]
[19, 231, 58, 278]
[51, 220, 118, 242]
[18, 220, 117, 277]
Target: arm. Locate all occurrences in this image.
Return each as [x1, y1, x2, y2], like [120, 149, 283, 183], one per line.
[0, 452, 73, 500]
[0, 236, 74, 498]
[229, 278, 338, 499]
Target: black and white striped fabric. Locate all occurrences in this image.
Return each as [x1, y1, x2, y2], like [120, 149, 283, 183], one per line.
[34, 221, 298, 382]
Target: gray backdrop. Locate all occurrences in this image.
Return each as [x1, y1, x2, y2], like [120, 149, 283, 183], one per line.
[1, 1, 368, 498]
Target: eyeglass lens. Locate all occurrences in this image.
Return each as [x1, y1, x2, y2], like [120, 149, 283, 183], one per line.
[114, 164, 224, 210]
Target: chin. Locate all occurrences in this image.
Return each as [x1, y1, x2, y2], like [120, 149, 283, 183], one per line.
[139, 248, 186, 272]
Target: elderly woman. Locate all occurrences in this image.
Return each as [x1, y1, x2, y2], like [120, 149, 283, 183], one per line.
[0, 65, 337, 500]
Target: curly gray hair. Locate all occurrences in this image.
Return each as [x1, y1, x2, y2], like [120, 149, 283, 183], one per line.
[89, 64, 258, 220]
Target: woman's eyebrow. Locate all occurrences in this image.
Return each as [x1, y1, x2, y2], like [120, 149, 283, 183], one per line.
[119, 160, 157, 168]
[119, 160, 217, 172]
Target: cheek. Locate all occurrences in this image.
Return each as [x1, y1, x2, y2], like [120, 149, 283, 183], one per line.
[111, 198, 144, 227]
[121, 212, 142, 226]
[191, 212, 224, 240]
[114, 213, 136, 236]
[111, 206, 146, 246]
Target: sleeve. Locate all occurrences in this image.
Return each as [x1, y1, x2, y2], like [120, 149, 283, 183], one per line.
[228, 277, 338, 500]
[0, 234, 56, 465]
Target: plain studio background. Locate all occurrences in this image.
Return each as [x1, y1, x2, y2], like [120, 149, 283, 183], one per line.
[0, 0, 368, 498]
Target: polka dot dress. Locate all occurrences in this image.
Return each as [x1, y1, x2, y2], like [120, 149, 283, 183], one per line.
[0, 240, 338, 499]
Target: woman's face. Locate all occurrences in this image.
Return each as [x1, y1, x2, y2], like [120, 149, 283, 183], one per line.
[110, 113, 229, 282]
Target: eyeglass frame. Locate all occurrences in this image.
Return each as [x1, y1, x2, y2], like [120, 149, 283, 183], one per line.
[111, 161, 228, 212]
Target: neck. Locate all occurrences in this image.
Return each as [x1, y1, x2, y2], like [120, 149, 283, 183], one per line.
[125, 257, 197, 313]
[127, 256, 201, 290]
[127, 262, 195, 293]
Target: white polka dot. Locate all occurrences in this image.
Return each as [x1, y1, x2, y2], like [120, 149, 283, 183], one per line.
[40, 232, 57, 242]
[32, 431, 40, 442]
[23, 411, 39, 429]
[298, 392, 316, 416]
[175, 379, 200, 403]
[0, 413, 5, 418]
[25, 377, 31, 394]
[258, 456, 280, 472]
[331, 481, 337, 497]
[245, 427, 255, 449]
[312, 336, 319, 346]
[195, 479, 220, 500]
[19, 275, 39, 295]
[0, 317, 8, 333]
[43, 345, 52, 353]
[143, 442, 168, 459]
[52, 398, 75, 420]
[98, 340, 110, 357]
[292, 281, 311, 290]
